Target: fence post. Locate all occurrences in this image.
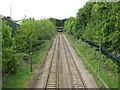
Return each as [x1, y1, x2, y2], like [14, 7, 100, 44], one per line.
[98, 38, 102, 72]
[30, 38, 32, 72]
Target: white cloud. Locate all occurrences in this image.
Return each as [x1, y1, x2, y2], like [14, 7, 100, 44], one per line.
[0, 0, 87, 20]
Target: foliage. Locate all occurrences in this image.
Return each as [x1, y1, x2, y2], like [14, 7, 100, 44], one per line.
[64, 2, 119, 87]
[56, 19, 67, 27]
[2, 17, 20, 36]
[49, 17, 56, 26]
[2, 18, 56, 74]
[2, 20, 18, 74]
[15, 18, 55, 54]
[3, 44, 50, 88]
[64, 2, 120, 55]
[66, 33, 118, 88]
[64, 17, 76, 35]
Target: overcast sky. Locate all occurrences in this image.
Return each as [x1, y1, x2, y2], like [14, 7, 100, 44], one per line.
[0, 0, 88, 20]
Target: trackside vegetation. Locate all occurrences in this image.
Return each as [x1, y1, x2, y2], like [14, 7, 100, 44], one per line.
[3, 44, 50, 88]
[64, 2, 119, 88]
[66, 34, 118, 88]
[64, 2, 120, 56]
[2, 18, 56, 87]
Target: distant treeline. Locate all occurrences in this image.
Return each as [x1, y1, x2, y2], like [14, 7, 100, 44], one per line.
[49, 17, 66, 27]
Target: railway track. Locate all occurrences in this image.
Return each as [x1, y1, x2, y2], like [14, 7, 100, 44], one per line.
[36, 32, 97, 88]
[61, 33, 86, 88]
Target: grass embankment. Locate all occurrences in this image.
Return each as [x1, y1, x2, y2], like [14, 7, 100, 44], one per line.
[65, 33, 118, 88]
[3, 43, 50, 88]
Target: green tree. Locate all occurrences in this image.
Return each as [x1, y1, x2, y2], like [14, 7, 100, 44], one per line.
[2, 20, 18, 74]
[64, 17, 76, 35]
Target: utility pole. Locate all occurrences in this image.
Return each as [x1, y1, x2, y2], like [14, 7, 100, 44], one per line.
[10, 4, 12, 18]
[30, 38, 32, 72]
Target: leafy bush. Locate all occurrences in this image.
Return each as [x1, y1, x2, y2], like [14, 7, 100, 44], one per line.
[64, 2, 120, 55]
[2, 20, 18, 74]
[2, 18, 56, 74]
[64, 17, 76, 35]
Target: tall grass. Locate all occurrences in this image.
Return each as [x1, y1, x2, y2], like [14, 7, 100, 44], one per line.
[65, 33, 118, 88]
[2, 44, 50, 88]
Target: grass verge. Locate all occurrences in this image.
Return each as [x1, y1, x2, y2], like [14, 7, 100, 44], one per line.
[2, 43, 50, 88]
[65, 33, 118, 88]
